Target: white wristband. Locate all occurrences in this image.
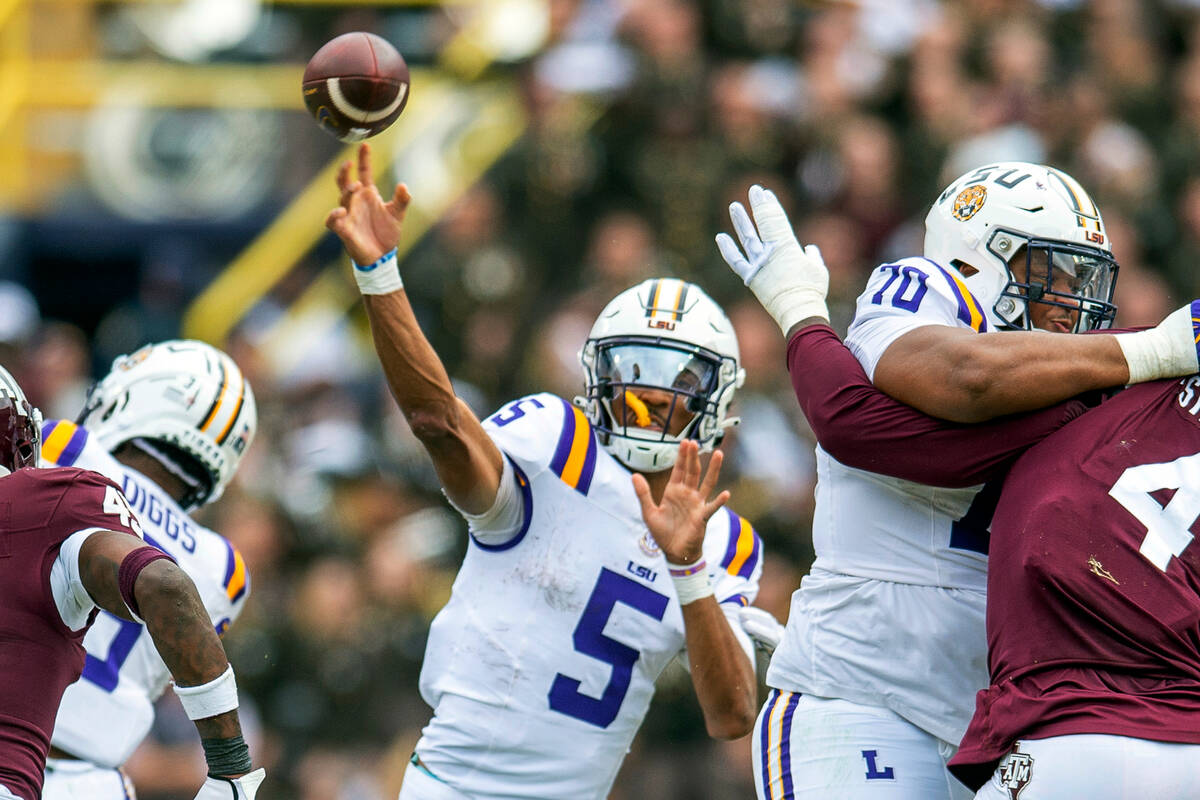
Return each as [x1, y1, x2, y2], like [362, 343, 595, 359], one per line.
[352, 248, 404, 295]
[174, 664, 239, 721]
[667, 558, 714, 605]
[1114, 301, 1200, 383]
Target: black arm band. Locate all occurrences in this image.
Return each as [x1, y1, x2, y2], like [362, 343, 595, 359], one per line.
[201, 735, 253, 778]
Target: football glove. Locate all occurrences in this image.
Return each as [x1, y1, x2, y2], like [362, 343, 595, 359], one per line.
[1114, 300, 1200, 383]
[193, 768, 266, 800]
[716, 185, 829, 335]
[737, 606, 785, 654]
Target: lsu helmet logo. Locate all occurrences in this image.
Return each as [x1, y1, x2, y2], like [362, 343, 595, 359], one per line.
[952, 184, 988, 221]
[116, 345, 153, 371]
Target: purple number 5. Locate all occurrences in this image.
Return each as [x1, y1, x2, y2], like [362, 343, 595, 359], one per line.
[548, 567, 668, 728]
[488, 397, 545, 427]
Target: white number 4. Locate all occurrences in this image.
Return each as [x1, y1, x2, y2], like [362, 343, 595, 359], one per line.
[1109, 453, 1200, 572]
[103, 484, 143, 537]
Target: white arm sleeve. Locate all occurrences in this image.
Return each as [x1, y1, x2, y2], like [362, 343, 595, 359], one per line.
[50, 527, 107, 630]
[444, 454, 525, 546]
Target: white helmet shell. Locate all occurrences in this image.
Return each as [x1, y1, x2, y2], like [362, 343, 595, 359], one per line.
[79, 340, 257, 507]
[925, 162, 1118, 331]
[578, 279, 745, 473]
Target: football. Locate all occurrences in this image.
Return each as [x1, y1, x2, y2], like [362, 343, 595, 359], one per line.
[302, 32, 410, 142]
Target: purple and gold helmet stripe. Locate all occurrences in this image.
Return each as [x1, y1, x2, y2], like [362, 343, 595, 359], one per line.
[759, 688, 799, 799]
[1048, 167, 1102, 232]
[550, 399, 598, 495]
[222, 541, 248, 604]
[644, 279, 663, 318]
[643, 278, 690, 324]
[721, 508, 760, 579]
[200, 356, 247, 446]
[41, 419, 89, 467]
[928, 260, 988, 332]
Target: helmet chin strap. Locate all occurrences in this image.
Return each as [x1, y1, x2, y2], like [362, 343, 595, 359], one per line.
[128, 437, 208, 508]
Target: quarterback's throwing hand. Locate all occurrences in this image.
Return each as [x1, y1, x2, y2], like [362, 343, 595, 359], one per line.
[193, 768, 266, 800]
[325, 143, 411, 268]
[632, 440, 729, 565]
[715, 184, 830, 335]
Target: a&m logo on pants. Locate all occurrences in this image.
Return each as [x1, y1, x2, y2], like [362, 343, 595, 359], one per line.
[998, 746, 1034, 799]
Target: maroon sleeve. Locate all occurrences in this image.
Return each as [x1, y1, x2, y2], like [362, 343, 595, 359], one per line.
[786, 325, 1089, 488]
[51, 469, 144, 540]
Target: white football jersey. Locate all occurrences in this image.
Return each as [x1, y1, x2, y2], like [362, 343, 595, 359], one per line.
[768, 257, 994, 745]
[40, 420, 249, 768]
[416, 393, 761, 799]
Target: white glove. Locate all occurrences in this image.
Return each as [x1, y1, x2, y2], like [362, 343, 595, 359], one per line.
[1114, 300, 1200, 383]
[194, 768, 266, 800]
[715, 184, 830, 334]
[737, 606, 785, 654]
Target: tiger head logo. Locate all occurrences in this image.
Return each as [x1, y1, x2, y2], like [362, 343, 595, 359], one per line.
[952, 184, 988, 221]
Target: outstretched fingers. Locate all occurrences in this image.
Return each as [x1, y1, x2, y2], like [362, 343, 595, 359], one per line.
[698, 449, 724, 499]
[631, 472, 655, 517]
[391, 182, 412, 224]
[358, 143, 374, 187]
[729, 202, 763, 260]
[703, 489, 731, 519]
[325, 206, 348, 233]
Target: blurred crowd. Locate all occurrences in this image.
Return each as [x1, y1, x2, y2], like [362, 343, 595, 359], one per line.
[8, 0, 1200, 797]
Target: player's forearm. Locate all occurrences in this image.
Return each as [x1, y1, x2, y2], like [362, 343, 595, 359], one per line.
[681, 599, 757, 740]
[874, 327, 1128, 423]
[363, 292, 502, 512]
[363, 291, 460, 425]
[787, 325, 1088, 487]
[135, 561, 240, 739]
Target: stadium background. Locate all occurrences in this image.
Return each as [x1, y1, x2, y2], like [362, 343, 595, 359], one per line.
[1, 0, 1196, 796]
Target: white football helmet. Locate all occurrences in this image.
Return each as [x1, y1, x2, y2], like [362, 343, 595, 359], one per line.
[78, 340, 257, 509]
[925, 162, 1119, 332]
[578, 279, 745, 473]
[0, 365, 40, 476]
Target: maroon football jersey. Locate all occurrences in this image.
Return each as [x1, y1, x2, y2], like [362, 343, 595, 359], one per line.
[950, 376, 1200, 790]
[0, 467, 141, 800]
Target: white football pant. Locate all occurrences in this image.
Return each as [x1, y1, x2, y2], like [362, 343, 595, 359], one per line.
[753, 691, 973, 800]
[974, 735, 1200, 799]
[42, 758, 135, 800]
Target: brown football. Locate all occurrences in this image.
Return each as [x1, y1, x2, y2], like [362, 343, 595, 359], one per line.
[302, 32, 410, 142]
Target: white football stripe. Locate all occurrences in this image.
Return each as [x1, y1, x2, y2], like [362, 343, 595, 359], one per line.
[327, 77, 408, 123]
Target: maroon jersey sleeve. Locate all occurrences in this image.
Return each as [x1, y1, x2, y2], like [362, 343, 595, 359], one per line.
[786, 325, 1089, 487]
[48, 468, 144, 541]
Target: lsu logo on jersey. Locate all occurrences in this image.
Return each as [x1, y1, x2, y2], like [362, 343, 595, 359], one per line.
[952, 184, 987, 221]
[997, 747, 1034, 799]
